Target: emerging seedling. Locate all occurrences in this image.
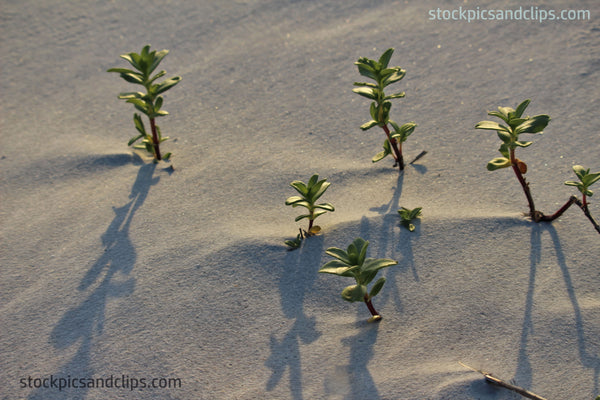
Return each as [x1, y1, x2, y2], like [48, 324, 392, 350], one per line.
[475, 100, 599, 233]
[475, 99, 550, 219]
[108, 45, 182, 161]
[398, 207, 422, 232]
[555, 165, 600, 233]
[285, 174, 335, 240]
[319, 238, 398, 322]
[353, 48, 417, 170]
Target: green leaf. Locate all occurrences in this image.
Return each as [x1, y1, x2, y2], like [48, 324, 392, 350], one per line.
[378, 48, 394, 69]
[127, 134, 144, 146]
[514, 99, 531, 118]
[155, 96, 164, 111]
[319, 260, 355, 275]
[496, 130, 512, 144]
[391, 122, 417, 142]
[487, 157, 511, 171]
[353, 82, 377, 88]
[380, 101, 392, 124]
[487, 110, 510, 124]
[352, 86, 377, 100]
[119, 72, 144, 85]
[382, 68, 406, 86]
[514, 114, 550, 135]
[369, 277, 386, 298]
[149, 49, 169, 75]
[475, 120, 511, 133]
[290, 181, 308, 196]
[370, 102, 378, 122]
[497, 106, 515, 119]
[514, 141, 532, 148]
[126, 98, 149, 109]
[360, 120, 378, 131]
[118, 91, 144, 100]
[314, 203, 335, 212]
[355, 61, 377, 80]
[325, 247, 351, 264]
[361, 258, 398, 275]
[341, 284, 367, 302]
[384, 92, 405, 100]
[294, 214, 311, 222]
[372, 139, 391, 163]
[133, 113, 146, 135]
[155, 76, 182, 95]
[308, 179, 330, 202]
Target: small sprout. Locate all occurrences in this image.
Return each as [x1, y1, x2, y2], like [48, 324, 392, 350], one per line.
[353, 48, 417, 171]
[284, 229, 305, 250]
[319, 238, 398, 322]
[564, 165, 600, 199]
[108, 45, 181, 161]
[285, 174, 335, 235]
[398, 207, 422, 232]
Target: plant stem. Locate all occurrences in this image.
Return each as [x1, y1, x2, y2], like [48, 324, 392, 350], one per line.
[538, 195, 577, 222]
[510, 149, 536, 218]
[381, 124, 404, 170]
[364, 294, 380, 318]
[576, 196, 600, 234]
[538, 195, 600, 234]
[149, 117, 162, 161]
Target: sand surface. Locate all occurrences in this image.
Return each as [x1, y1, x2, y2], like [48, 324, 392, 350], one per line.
[1, 1, 599, 399]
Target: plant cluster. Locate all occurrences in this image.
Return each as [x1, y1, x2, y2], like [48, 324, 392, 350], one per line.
[476, 99, 599, 233]
[108, 45, 181, 162]
[353, 48, 417, 170]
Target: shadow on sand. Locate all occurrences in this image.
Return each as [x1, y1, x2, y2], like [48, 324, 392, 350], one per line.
[516, 223, 599, 395]
[28, 163, 157, 399]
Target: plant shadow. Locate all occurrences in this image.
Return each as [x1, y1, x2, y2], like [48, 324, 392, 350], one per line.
[265, 236, 323, 400]
[362, 172, 420, 315]
[27, 163, 158, 400]
[340, 322, 381, 400]
[516, 223, 599, 394]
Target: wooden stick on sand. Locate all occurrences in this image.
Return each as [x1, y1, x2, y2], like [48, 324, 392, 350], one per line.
[458, 362, 549, 400]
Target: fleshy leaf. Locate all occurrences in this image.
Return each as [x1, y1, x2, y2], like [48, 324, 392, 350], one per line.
[487, 157, 512, 171]
[341, 284, 367, 302]
[369, 277, 386, 298]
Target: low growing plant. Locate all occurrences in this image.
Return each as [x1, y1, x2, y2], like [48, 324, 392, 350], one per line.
[475, 99, 550, 220]
[353, 48, 417, 171]
[319, 238, 398, 322]
[475, 99, 599, 233]
[108, 45, 182, 162]
[398, 206, 422, 232]
[559, 165, 600, 233]
[285, 174, 335, 241]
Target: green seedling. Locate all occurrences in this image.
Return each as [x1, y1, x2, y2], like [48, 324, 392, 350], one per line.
[565, 165, 600, 208]
[475, 99, 550, 219]
[398, 207, 422, 232]
[475, 100, 599, 233]
[353, 48, 417, 170]
[285, 174, 335, 239]
[284, 229, 304, 250]
[319, 238, 398, 322]
[555, 165, 600, 233]
[108, 45, 182, 162]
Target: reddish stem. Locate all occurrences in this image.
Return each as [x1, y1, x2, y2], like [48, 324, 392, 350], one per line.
[381, 124, 404, 171]
[538, 195, 577, 222]
[510, 149, 536, 218]
[149, 117, 162, 161]
[364, 294, 380, 317]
